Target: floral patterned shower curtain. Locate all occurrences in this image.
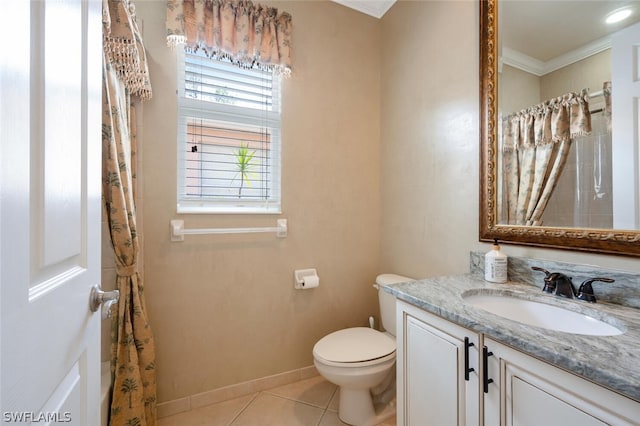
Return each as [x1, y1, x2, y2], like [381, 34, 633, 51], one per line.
[501, 90, 592, 226]
[103, 0, 156, 425]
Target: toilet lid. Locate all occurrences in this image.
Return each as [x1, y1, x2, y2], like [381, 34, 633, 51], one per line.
[313, 327, 395, 363]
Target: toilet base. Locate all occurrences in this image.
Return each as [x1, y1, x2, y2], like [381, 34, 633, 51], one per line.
[337, 388, 396, 426]
[338, 388, 375, 425]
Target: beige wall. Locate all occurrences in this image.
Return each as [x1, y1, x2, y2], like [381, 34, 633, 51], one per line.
[380, 0, 480, 277]
[498, 50, 610, 115]
[541, 50, 611, 101]
[135, 0, 382, 403]
[132, 0, 640, 406]
[499, 65, 541, 114]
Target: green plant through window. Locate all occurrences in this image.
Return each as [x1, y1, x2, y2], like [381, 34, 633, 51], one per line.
[234, 144, 257, 198]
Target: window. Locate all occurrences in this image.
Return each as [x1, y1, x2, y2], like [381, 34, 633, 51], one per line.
[177, 50, 282, 214]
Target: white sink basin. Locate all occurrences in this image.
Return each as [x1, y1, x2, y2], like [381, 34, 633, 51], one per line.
[463, 292, 624, 336]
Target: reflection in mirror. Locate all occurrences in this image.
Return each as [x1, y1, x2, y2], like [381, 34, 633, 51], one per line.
[479, 0, 640, 256]
[497, 1, 640, 230]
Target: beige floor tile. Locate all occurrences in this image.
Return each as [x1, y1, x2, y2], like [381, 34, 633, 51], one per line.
[157, 393, 255, 426]
[317, 408, 396, 426]
[376, 416, 397, 426]
[231, 392, 324, 426]
[318, 410, 349, 426]
[157, 377, 396, 426]
[266, 376, 338, 409]
[327, 388, 339, 412]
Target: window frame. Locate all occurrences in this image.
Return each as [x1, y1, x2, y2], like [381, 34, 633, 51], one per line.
[176, 49, 282, 214]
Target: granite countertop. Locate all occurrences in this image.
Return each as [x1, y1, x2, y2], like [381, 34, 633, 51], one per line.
[383, 274, 640, 403]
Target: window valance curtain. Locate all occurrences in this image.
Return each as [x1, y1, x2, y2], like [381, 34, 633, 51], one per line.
[502, 89, 591, 153]
[103, 0, 152, 99]
[166, 0, 292, 74]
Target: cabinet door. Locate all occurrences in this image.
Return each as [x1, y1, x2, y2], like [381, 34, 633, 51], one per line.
[484, 337, 640, 426]
[405, 314, 459, 425]
[509, 374, 605, 426]
[398, 301, 479, 426]
[483, 342, 501, 426]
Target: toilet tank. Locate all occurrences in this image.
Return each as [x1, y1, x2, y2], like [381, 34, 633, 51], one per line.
[375, 274, 413, 336]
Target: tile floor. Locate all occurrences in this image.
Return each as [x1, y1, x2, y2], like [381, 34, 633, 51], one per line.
[157, 375, 397, 426]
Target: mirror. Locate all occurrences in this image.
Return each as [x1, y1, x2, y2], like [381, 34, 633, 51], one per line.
[480, 0, 640, 256]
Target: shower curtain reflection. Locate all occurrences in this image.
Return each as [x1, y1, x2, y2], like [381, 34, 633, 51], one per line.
[500, 90, 592, 226]
[541, 111, 613, 228]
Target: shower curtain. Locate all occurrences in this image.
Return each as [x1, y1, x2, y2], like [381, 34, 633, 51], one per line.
[102, 0, 156, 425]
[501, 90, 592, 226]
[555, 84, 613, 228]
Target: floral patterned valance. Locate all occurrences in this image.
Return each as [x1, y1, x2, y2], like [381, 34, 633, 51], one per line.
[103, 0, 152, 100]
[502, 89, 591, 152]
[166, 0, 292, 75]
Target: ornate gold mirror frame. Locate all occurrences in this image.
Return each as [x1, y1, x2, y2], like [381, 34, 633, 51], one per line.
[479, 0, 640, 256]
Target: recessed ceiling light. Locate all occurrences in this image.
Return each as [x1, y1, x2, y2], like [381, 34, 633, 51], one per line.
[606, 8, 632, 24]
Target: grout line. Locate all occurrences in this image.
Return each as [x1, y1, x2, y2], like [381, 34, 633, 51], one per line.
[158, 365, 318, 419]
[317, 390, 339, 426]
[262, 391, 330, 410]
[326, 386, 339, 413]
[228, 391, 260, 425]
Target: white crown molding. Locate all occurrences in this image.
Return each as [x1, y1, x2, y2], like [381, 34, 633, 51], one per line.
[502, 35, 612, 77]
[331, 0, 396, 19]
[501, 47, 546, 76]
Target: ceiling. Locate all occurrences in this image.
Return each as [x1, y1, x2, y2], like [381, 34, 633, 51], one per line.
[501, 1, 640, 75]
[331, 0, 396, 19]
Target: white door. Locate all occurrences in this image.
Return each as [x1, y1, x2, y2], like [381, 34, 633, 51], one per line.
[611, 21, 640, 229]
[1, 0, 102, 424]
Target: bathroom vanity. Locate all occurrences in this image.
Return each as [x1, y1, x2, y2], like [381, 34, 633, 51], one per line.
[384, 268, 640, 425]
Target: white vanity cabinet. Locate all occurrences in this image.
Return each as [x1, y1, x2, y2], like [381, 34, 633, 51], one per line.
[397, 299, 640, 426]
[483, 337, 640, 426]
[397, 300, 480, 425]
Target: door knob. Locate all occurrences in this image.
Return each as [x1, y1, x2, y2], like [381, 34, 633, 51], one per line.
[89, 285, 119, 319]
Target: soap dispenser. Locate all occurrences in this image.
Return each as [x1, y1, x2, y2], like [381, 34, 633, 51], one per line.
[485, 238, 507, 283]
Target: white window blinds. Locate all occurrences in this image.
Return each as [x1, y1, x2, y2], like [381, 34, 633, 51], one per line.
[177, 50, 282, 214]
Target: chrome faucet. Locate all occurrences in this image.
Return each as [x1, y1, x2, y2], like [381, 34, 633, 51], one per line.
[531, 267, 614, 302]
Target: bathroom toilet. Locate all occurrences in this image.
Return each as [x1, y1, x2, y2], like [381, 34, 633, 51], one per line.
[313, 274, 413, 426]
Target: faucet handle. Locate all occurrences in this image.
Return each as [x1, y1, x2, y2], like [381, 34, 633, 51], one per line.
[576, 278, 615, 303]
[531, 267, 554, 293]
[531, 266, 551, 276]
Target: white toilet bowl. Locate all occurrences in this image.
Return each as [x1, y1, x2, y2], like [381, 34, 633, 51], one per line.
[314, 327, 396, 425]
[312, 274, 413, 426]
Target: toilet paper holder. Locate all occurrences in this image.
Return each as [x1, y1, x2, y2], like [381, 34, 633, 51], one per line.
[294, 269, 319, 289]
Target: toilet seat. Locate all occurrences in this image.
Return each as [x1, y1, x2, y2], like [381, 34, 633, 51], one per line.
[313, 327, 396, 366]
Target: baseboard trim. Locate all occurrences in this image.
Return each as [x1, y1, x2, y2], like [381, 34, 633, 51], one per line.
[157, 365, 319, 419]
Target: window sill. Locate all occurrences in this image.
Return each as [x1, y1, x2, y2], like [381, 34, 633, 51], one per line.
[177, 203, 282, 215]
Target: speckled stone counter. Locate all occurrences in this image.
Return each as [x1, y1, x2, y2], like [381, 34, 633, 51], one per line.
[382, 274, 640, 403]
